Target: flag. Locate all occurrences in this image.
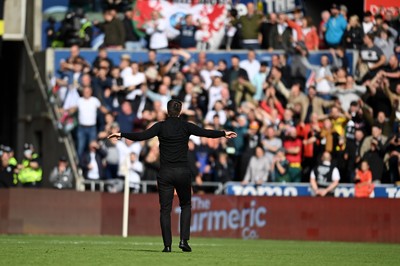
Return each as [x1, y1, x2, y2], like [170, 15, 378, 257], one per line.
[132, 0, 227, 50]
[306, 70, 316, 89]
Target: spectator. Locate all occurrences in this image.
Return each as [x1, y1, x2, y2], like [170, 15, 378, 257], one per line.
[343, 15, 364, 50]
[224, 55, 248, 90]
[269, 13, 292, 50]
[306, 86, 334, 121]
[205, 100, 227, 126]
[71, 86, 108, 158]
[163, 49, 191, 80]
[120, 152, 143, 193]
[275, 82, 309, 123]
[143, 83, 171, 112]
[49, 156, 74, 189]
[310, 151, 340, 196]
[116, 101, 135, 133]
[331, 76, 367, 112]
[0, 147, 16, 188]
[374, 25, 398, 64]
[119, 54, 131, 80]
[200, 60, 217, 90]
[311, 55, 335, 100]
[206, 74, 225, 111]
[287, 16, 319, 51]
[324, 4, 347, 48]
[123, 7, 146, 50]
[384, 9, 400, 36]
[354, 160, 374, 197]
[236, 2, 262, 49]
[195, 18, 212, 50]
[361, 11, 374, 35]
[387, 123, 400, 184]
[260, 85, 284, 120]
[380, 55, 400, 93]
[283, 127, 302, 182]
[92, 60, 112, 101]
[239, 49, 261, 82]
[92, 46, 114, 74]
[241, 145, 270, 185]
[98, 9, 125, 49]
[79, 140, 107, 181]
[63, 44, 88, 71]
[318, 10, 330, 49]
[123, 61, 146, 93]
[262, 125, 283, 163]
[109, 66, 125, 105]
[319, 118, 340, 155]
[21, 143, 39, 168]
[358, 33, 386, 82]
[344, 129, 365, 183]
[187, 139, 202, 190]
[344, 101, 367, 141]
[298, 113, 323, 181]
[329, 46, 349, 71]
[231, 74, 256, 107]
[214, 152, 234, 184]
[175, 14, 198, 49]
[340, 5, 348, 20]
[271, 148, 290, 182]
[259, 12, 277, 50]
[100, 121, 120, 180]
[144, 49, 163, 72]
[224, 8, 241, 50]
[19, 144, 42, 188]
[142, 142, 160, 184]
[360, 124, 388, 182]
[145, 10, 168, 50]
[116, 138, 142, 177]
[130, 83, 154, 119]
[251, 61, 268, 102]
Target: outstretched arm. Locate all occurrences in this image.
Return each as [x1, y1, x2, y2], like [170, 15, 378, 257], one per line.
[187, 122, 237, 139]
[108, 123, 161, 141]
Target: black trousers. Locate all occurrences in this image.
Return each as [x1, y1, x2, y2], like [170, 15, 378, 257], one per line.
[157, 166, 192, 246]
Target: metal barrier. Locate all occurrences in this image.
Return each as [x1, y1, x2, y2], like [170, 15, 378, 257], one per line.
[81, 179, 224, 194]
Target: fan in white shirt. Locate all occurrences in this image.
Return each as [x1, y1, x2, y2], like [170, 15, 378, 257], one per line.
[123, 62, 146, 90]
[239, 49, 260, 82]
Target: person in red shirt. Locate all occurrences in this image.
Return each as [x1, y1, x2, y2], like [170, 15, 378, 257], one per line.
[287, 16, 319, 51]
[297, 113, 323, 181]
[354, 160, 374, 198]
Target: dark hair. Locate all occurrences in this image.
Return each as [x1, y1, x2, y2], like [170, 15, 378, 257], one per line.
[167, 99, 182, 117]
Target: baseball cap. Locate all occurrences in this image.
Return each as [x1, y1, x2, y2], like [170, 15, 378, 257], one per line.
[59, 155, 68, 162]
[24, 143, 33, 151]
[331, 3, 338, 10]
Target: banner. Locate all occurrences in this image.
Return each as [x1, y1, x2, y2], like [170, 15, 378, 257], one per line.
[225, 182, 400, 198]
[3, 189, 400, 242]
[364, 0, 399, 16]
[132, 0, 227, 49]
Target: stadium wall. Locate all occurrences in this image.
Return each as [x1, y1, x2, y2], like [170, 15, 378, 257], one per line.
[1, 188, 400, 243]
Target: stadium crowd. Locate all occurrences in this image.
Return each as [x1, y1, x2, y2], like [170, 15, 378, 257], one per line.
[1, 2, 400, 197]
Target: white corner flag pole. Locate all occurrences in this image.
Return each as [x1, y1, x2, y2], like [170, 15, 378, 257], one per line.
[122, 174, 129, 237]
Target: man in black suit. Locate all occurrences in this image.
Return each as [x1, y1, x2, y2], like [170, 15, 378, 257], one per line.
[108, 99, 237, 252]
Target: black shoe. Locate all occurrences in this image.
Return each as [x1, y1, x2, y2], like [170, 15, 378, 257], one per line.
[179, 240, 192, 252]
[162, 246, 171, 252]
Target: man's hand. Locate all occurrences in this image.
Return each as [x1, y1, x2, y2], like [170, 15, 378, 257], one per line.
[108, 132, 121, 139]
[224, 131, 237, 139]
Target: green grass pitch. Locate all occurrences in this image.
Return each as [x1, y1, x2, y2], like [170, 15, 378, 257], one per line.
[0, 235, 399, 266]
